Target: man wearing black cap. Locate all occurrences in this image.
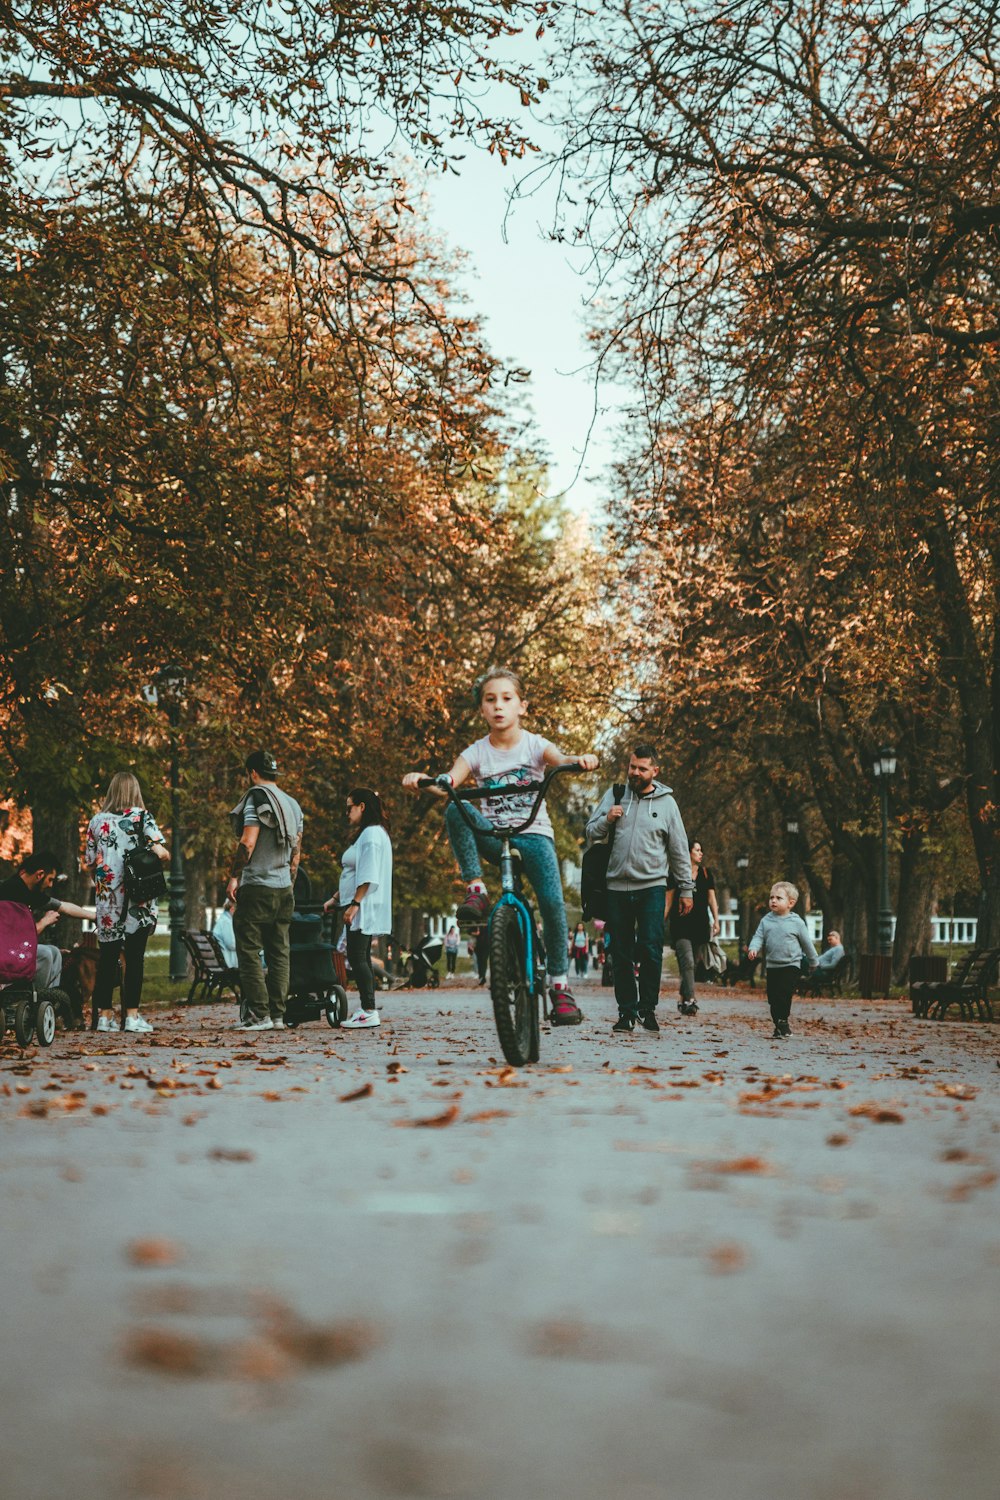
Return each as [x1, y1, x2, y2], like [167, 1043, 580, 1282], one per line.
[227, 751, 304, 1031]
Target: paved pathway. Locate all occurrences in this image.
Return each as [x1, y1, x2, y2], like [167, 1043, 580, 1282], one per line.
[2, 977, 998, 1500]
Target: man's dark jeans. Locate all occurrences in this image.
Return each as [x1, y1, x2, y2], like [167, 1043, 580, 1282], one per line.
[606, 886, 666, 1019]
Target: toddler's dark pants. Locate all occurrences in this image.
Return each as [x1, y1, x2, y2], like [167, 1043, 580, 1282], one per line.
[765, 964, 799, 1025]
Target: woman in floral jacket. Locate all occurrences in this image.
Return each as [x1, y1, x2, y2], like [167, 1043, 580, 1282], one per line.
[84, 772, 169, 1033]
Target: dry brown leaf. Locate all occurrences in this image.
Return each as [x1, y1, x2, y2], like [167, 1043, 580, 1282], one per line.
[396, 1104, 460, 1128]
[339, 1082, 374, 1102]
[124, 1326, 216, 1376]
[126, 1238, 184, 1268]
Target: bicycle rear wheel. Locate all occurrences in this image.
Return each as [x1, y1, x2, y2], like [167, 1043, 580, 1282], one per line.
[490, 904, 536, 1066]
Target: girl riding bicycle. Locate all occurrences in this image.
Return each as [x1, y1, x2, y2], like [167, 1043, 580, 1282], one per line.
[403, 667, 598, 1025]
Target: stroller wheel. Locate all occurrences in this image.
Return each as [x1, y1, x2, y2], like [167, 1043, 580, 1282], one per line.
[283, 1016, 299, 1028]
[14, 999, 35, 1048]
[325, 985, 349, 1026]
[35, 998, 57, 1046]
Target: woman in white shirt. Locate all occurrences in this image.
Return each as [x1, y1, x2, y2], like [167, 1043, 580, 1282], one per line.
[324, 788, 393, 1029]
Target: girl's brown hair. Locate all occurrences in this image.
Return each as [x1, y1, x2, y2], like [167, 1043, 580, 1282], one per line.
[474, 666, 526, 708]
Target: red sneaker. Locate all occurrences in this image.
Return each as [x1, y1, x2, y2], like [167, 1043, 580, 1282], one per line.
[456, 889, 491, 928]
[549, 987, 583, 1025]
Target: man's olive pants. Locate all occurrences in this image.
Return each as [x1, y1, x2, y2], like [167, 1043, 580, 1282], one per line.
[233, 884, 294, 1021]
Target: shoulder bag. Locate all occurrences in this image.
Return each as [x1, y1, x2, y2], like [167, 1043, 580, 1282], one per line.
[123, 811, 168, 904]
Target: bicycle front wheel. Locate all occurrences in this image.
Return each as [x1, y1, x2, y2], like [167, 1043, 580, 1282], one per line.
[490, 903, 536, 1066]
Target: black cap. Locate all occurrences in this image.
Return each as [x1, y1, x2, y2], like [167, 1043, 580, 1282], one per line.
[245, 750, 280, 779]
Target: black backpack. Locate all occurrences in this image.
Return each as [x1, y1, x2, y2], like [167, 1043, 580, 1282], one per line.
[580, 784, 626, 922]
[123, 811, 168, 904]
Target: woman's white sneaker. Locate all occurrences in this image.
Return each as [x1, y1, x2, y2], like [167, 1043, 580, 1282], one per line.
[342, 1008, 380, 1029]
[96, 1016, 120, 1033]
[124, 1015, 154, 1033]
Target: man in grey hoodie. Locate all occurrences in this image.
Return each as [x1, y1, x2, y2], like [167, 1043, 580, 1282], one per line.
[585, 744, 693, 1034]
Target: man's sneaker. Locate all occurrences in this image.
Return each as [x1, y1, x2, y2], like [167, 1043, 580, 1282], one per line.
[238, 1016, 274, 1031]
[455, 889, 491, 929]
[772, 1023, 784, 1039]
[639, 1011, 660, 1033]
[612, 1015, 635, 1033]
[342, 1008, 380, 1029]
[549, 988, 582, 1025]
[271, 1018, 286, 1029]
[779, 1019, 792, 1037]
[124, 1014, 154, 1033]
[677, 999, 699, 1016]
[96, 1015, 120, 1033]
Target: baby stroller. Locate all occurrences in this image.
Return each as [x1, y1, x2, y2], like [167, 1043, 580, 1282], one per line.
[281, 909, 350, 1029]
[0, 898, 63, 1048]
[397, 935, 443, 989]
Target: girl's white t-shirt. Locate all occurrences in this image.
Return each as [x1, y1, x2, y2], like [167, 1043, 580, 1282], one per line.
[339, 825, 393, 934]
[462, 731, 556, 839]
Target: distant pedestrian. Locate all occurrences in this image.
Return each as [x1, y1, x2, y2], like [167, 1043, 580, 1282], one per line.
[571, 921, 589, 978]
[469, 926, 489, 984]
[665, 838, 720, 1016]
[227, 750, 303, 1032]
[84, 774, 169, 1033]
[324, 787, 393, 1029]
[586, 744, 693, 1034]
[747, 881, 818, 1039]
[444, 924, 460, 975]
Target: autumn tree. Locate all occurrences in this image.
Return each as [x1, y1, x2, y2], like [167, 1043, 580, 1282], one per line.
[554, 0, 1000, 946]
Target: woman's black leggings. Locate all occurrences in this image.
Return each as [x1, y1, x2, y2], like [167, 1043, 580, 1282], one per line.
[94, 927, 152, 1011]
[765, 965, 799, 1024]
[346, 928, 376, 1010]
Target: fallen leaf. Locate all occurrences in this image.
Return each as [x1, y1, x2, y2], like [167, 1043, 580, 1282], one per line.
[124, 1327, 216, 1376]
[126, 1238, 184, 1268]
[208, 1147, 255, 1163]
[339, 1082, 374, 1102]
[395, 1104, 460, 1128]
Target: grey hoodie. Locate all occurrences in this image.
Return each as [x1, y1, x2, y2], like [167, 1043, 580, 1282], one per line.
[585, 782, 693, 895]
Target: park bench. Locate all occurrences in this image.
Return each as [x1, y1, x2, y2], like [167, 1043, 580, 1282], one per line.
[182, 930, 241, 1006]
[800, 955, 848, 998]
[911, 947, 1000, 1022]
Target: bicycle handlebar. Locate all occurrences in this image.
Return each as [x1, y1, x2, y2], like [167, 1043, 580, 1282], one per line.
[416, 762, 592, 839]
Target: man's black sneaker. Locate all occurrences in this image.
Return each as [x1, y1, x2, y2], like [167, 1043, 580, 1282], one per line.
[779, 1019, 792, 1037]
[612, 1016, 635, 1033]
[455, 889, 491, 929]
[639, 1011, 660, 1032]
[677, 999, 699, 1016]
[772, 1024, 784, 1039]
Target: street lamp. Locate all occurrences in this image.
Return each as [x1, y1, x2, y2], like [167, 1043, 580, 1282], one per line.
[785, 818, 799, 882]
[871, 744, 897, 958]
[736, 853, 749, 957]
[146, 666, 189, 981]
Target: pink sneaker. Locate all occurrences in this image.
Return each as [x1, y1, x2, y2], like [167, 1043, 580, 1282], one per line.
[549, 988, 583, 1025]
[455, 889, 491, 928]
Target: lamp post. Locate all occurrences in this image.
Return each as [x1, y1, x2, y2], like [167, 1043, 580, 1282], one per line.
[785, 818, 799, 882]
[871, 744, 897, 958]
[153, 666, 188, 982]
[736, 852, 749, 957]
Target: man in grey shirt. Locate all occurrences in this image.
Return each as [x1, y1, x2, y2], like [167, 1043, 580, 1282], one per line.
[227, 750, 303, 1031]
[585, 743, 693, 1034]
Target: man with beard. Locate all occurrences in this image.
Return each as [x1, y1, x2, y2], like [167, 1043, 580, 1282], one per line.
[585, 745, 693, 1034]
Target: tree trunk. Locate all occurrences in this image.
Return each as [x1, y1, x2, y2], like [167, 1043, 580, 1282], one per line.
[978, 872, 1000, 950]
[30, 804, 90, 950]
[892, 829, 936, 984]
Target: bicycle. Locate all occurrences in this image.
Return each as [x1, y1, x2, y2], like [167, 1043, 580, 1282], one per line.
[416, 762, 588, 1067]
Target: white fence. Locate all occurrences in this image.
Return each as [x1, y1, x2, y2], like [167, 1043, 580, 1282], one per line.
[720, 907, 978, 947]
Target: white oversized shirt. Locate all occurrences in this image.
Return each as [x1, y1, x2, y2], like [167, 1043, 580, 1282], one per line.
[338, 825, 393, 935]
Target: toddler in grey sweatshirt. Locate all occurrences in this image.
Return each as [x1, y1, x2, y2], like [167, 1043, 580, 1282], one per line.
[748, 881, 818, 1038]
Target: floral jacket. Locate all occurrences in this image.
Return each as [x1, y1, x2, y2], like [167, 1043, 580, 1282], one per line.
[84, 806, 165, 942]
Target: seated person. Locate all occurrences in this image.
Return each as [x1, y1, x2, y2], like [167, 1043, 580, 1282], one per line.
[816, 930, 845, 970]
[0, 850, 95, 989]
[211, 898, 238, 968]
[801, 929, 845, 990]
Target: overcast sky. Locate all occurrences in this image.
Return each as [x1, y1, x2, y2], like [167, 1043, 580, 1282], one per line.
[426, 142, 626, 520]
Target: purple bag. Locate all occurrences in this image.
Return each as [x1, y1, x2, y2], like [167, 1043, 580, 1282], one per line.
[0, 899, 38, 984]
